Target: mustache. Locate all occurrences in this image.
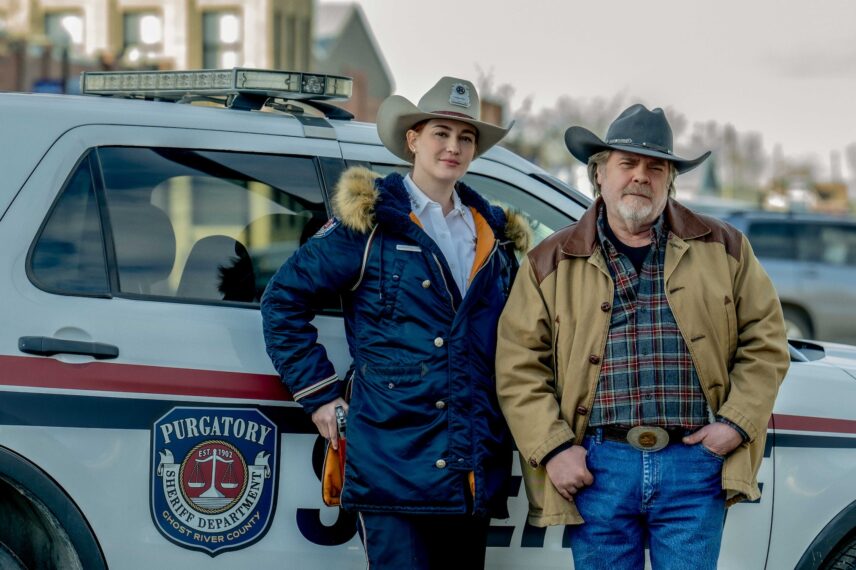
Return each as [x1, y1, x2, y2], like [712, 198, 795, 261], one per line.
[622, 184, 653, 198]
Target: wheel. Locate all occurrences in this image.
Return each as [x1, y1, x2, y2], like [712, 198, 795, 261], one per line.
[0, 446, 107, 570]
[783, 306, 813, 339]
[0, 542, 25, 570]
[823, 534, 856, 569]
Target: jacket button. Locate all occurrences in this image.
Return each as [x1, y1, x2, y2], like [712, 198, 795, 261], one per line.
[600, 302, 611, 312]
[434, 337, 444, 348]
[576, 406, 588, 415]
[435, 400, 446, 409]
[422, 279, 431, 288]
[588, 354, 600, 364]
[528, 458, 538, 468]
[392, 274, 400, 281]
[388, 382, 395, 389]
[435, 459, 447, 469]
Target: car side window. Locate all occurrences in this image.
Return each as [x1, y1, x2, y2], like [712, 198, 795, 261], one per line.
[368, 164, 573, 249]
[29, 152, 110, 295]
[30, 147, 329, 306]
[460, 173, 572, 247]
[99, 147, 328, 304]
[830, 225, 856, 267]
[745, 222, 796, 260]
[797, 223, 856, 267]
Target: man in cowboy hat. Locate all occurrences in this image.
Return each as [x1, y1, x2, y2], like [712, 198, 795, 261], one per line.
[495, 104, 789, 568]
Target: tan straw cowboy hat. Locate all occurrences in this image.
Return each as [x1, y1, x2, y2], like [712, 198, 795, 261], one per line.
[377, 76, 512, 162]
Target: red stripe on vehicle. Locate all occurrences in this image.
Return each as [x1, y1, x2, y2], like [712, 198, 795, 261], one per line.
[0, 355, 293, 401]
[772, 413, 856, 435]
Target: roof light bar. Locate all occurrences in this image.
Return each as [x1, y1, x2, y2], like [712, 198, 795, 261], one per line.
[80, 68, 353, 102]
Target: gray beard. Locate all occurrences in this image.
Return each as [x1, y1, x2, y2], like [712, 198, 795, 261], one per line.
[616, 198, 655, 223]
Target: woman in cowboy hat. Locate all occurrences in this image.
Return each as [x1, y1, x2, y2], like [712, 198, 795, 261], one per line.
[262, 77, 530, 568]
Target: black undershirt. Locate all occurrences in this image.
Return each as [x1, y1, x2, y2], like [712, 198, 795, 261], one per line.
[602, 217, 651, 275]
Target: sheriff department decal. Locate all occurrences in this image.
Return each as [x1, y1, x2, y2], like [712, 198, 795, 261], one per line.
[151, 407, 279, 556]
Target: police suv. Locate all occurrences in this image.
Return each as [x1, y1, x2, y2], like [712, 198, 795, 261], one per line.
[0, 68, 854, 570]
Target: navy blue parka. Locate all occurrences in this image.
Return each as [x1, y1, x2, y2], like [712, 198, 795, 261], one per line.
[262, 168, 529, 517]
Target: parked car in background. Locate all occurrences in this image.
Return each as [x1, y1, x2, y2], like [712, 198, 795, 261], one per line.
[0, 68, 854, 569]
[724, 211, 856, 343]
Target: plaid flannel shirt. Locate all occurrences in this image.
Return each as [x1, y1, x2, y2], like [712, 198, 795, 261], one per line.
[589, 208, 709, 429]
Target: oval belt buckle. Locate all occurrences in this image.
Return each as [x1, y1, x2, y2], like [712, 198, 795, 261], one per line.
[626, 426, 669, 452]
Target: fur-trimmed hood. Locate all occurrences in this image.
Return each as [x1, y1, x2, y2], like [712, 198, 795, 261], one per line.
[332, 167, 531, 253]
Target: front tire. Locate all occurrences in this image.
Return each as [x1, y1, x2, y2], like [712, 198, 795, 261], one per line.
[0, 446, 106, 570]
[783, 306, 813, 339]
[822, 534, 856, 569]
[0, 541, 26, 570]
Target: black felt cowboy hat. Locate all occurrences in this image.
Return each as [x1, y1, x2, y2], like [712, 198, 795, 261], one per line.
[564, 104, 710, 174]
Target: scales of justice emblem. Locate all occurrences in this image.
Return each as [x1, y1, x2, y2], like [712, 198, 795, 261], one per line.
[181, 440, 245, 511]
[151, 407, 279, 556]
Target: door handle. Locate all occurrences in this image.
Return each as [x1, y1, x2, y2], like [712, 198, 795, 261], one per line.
[18, 336, 119, 360]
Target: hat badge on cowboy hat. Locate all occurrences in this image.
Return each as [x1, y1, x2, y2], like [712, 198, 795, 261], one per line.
[377, 76, 512, 162]
[564, 104, 710, 174]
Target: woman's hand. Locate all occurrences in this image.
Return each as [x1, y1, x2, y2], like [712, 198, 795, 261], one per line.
[311, 398, 349, 450]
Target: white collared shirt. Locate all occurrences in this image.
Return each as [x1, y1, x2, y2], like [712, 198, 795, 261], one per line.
[403, 174, 477, 296]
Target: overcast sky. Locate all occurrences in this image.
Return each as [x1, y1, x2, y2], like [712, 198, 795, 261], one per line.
[326, 0, 856, 178]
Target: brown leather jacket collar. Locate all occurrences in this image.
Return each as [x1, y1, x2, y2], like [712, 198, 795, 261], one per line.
[560, 197, 713, 256]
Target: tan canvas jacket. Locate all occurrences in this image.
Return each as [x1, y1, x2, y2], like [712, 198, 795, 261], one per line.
[496, 198, 790, 527]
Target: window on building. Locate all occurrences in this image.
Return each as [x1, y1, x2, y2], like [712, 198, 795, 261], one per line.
[273, 11, 282, 69]
[286, 15, 297, 69]
[44, 12, 84, 49]
[202, 11, 242, 69]
[123, 12, 163, 63]
[272, 12, 301, 70]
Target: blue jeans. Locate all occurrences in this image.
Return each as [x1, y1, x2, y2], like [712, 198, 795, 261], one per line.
[567, 431, 726, 570]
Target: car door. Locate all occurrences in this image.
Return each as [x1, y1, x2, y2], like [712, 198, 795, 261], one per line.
[0, 123, 358, 567]
[793, 222, 856, 343]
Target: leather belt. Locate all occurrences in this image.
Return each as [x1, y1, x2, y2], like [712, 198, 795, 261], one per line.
[586, 425, 691, 452]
